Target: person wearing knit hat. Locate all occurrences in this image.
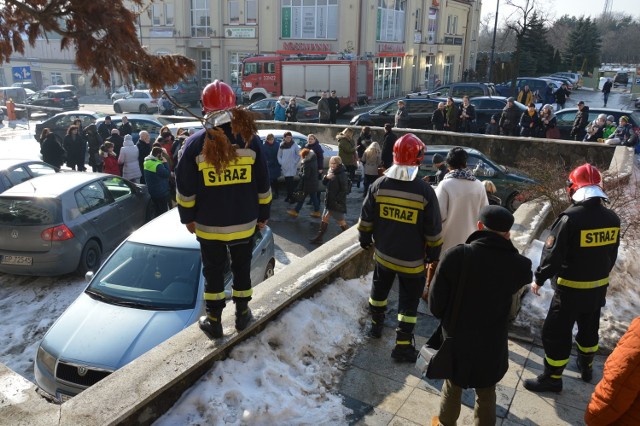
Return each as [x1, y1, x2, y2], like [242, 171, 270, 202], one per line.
[429, 206, 532, 426]
[431, 153, 447, 184]
[118, 133, 142, 183]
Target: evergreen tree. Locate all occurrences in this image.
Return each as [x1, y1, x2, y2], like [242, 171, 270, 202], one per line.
[552, 49, 563, 72]
[564, 17, 601, 73]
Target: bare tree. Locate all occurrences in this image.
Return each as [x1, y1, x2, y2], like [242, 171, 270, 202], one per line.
[504, 0, 545, 91]
[0, 0, 195, 90]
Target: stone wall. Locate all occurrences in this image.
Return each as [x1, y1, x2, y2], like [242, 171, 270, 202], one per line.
[256, 121, 616, 170]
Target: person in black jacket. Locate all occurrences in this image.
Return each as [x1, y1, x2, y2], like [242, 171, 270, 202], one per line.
[356, 126, 373, 160]
[601, 78, 612, 107]
[285, 98, 299, 122]
[429, 205, 532, 426]
[457, 96, 476, 133]
[97, 116, 116, 140]
[380, 123, 397, 169]
[41, 132, 66, 170]
[570, 101, 590, 141]
[554, 83, 571, 110]
[525, 164, 620, 393]
[310, 156, 349, 244]
[328, 90, 340, 124]
[519, 102, 542, 137]
[63, 124, 87, 171]
[499, 98, 521, 136]
[432, 102, 446, 131]
[85, 124, 103, 172]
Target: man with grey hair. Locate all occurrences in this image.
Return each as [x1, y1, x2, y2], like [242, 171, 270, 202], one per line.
[317, 91, 330, 124]
[137, 130, 152, 183]
[432, 102, 446, 131]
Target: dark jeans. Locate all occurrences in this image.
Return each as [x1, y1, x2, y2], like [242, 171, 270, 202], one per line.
[284, 176, 295, 200]
[200, 239, 253, 313]
[151, 195, 170, 218]
[270, 178, 279, 198]
[603, 92, 610, 106]
[363, 174, 378, 194]
[295, 191, 320, 212]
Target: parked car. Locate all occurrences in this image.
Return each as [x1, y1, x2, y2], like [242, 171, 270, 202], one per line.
[110, 85, 131, 101]
[165, 81, 201, 107]
[554, 108, 640, 140]
[45, 85, 79, 96]
[468, 96, 527, 133]
[246, 97, 320, 123]
[0, 159, 59, 193]
[12, 81, 39, 92]
[33, 208, 275, 402]
[420, 145, 535, 212]
[113, 90, 159, 114]
[165, 121, 203, 137]
[550, 72, 582, 88]
[0, 172, 153, 276]
[541, 76, 573, 90]
[613, 72, 629, 87]
[411, 82, 497, 98]
[24, 89, 79, 117]
[350, 96, 449, 129]
[34, 110, 108, 143]
[495, 77, 554, 98]
[257, 129, 337, 170]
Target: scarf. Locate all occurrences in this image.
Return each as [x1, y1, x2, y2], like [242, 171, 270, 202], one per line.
[443, 168, 476, 181]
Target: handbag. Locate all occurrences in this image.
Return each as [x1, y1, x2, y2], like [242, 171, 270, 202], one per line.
[416, 246, 468, 379]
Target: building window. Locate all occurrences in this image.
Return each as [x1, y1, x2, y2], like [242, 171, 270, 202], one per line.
[281, 0, 338, 39]
[246, 0, 257, 25]
[424, 56, 433, 90]
[200, 50, 212, 86]
[229, 52, 250, 86]
[51, 72, 64, 85]
[191, 0, 211, 37]
[377, 0, 406, 43]
[165, 4, 174, 26]
[443, 55, 454, 85]
[446, 15, 458, 34]
[373, 57, 402, 100]
[152, 4, 162, 26]
[229, 1, 240, 25]
[427, 8, 437, 44]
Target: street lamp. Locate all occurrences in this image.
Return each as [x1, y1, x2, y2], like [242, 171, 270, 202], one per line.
[488, 1, 499, 82]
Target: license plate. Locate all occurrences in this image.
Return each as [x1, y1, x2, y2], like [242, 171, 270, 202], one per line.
[1, 255, 33, 265]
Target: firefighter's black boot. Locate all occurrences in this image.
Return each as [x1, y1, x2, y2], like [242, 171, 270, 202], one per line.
[310, 222, 328, 244]
[235, 300, 253, 331]
[391, 329, 418, 363]
[199, 310, 223, 338]
[523, 359, 564, 393]
[576, 352, 594, 383]
[368, 311, 385, 338]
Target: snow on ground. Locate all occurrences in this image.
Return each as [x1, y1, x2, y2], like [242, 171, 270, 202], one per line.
[0, 248, 300, 382]
[155, 275, 370, 426]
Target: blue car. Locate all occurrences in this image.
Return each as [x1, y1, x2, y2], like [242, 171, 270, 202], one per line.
[34, 208, 275, 402]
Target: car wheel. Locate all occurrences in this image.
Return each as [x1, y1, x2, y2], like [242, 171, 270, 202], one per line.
[113, 104, 122, 113]
[506, 192, 522, 213]
[264, 259, 275, 281]
[77, 240, 102, 276]
[139, 104, 149, 113]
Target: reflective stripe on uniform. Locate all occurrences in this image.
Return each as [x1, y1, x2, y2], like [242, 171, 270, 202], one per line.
[176, 191, 196, 208]
[557, 277, 609, 289]
[232, 288, 253, 298]
[374, 251, 424, 275]
[357, 219, 374, 232]
[204, 291, 226, 301]
[195, 220, 257, 242]
[397, 314, 417, 324]
[258, 189, 272, 204]
[577, 342, 599, 353]
[369, 297, 387, 307]
[376, 195, 424, 210]
[196, 150, 256, 167]
[545, 356, 569, 368]
[396, 340, 411, 345]
[375, 188, 426, 204]
[426, 235, 443, 247]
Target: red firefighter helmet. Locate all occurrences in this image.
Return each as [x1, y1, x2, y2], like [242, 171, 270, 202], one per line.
[393, 133, 426, 166]
[201, 80, 236, 113]
[567, 163, 605, 201]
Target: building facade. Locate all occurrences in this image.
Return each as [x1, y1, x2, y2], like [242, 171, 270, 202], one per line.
[1, 0, 481, 100]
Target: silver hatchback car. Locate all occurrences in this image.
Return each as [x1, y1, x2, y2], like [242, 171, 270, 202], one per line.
[34, 208, 275, 402]
[0, 173, 153, 276]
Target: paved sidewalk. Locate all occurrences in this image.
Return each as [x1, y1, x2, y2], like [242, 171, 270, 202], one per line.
[339, 286, 601, 426]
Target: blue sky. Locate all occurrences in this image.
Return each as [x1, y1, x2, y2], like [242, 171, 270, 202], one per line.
[481, 0, 638, 21]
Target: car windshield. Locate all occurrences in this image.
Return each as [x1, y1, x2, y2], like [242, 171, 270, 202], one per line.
[0, 197, 61, 225]
[86, 242, 201, 311]
[370, 101, 398, 114]
[629, 112, 640, 126]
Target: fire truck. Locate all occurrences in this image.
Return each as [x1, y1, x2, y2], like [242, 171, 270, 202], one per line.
[240, 55, 373, 114]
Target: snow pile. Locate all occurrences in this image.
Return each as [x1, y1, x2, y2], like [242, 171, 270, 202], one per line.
[155, 276, 370, 426]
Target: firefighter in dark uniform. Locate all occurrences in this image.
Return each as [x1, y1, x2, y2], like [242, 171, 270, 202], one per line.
[175, 80, 272, 338]
[358, 133, 443, 362]
[524, 164, 620, 392]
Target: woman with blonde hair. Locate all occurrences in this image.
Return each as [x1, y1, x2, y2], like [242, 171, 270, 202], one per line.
[483, 180, 501, 206]
[337, 127, 356, 182]
[311, 156, 349, 244]
[361, 141, 382, 195]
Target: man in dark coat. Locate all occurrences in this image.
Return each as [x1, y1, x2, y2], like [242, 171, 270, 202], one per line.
[429, 205, 532, 426]
[98, 116, 116, 140]
[554, 83, 571, 110]
[601, 78, 612, 107]
[105, 128, 124, 157]
[328, 90, 340, 124]
[570, 101, 590, 141]
[380, 123, 397, 169]
[432, 102, 446, 131]
[457, 96, 476, 133]
[136, 130, 152, 184]
[499, 98, 521, 136]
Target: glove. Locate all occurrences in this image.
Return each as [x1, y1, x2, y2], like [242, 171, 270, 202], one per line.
[359, 233, 373, 250]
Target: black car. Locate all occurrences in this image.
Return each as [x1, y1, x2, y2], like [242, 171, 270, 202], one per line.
[24, 89, 79, 117]
[246, 97, 320, 123]
[495, 77, 553, 98]
[419, 145, 535, 212]
[34, 110, 108, 143]
[410, 82, 497, 98]
[613, 72, 629, 87]
[554, 108, 640, 140]
[350, 97, 449, 129]
[165, 81, 201, 107]
[469, 96, 527, 133]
